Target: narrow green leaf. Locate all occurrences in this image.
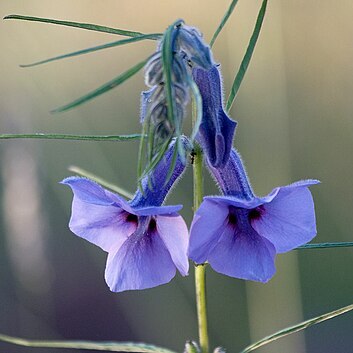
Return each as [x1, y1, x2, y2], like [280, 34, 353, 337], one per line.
[177, 134, 187, 165]
[141, 136, 173, 179]
[296, 242, 353, 250]
[137, 122, 149, 187]
[210, 0, 239, 47]
[240, 303, 353, 353]
[0, 333, 177, 353]
[189, 78, 202, 143]
[68, 166, 134, 199]
[226, 0, 268, 112]
[4, 14, 161, 39]
[52, 58, 148, 113]
[139, 19, 183, 180]
[162, 19, 183, 125]
[0, 133, 142, 141]
[165, 136, 180, 185]
[20, 34, 160, 68]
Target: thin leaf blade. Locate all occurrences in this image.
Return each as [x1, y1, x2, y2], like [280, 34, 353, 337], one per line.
[0, 333, 176, 353]
[4, 14, 161, 39]
[189, 78, 203, 142]
[226, 0, 268, 112]
[210, 0, 239, 47]
[162, 20, 180, 125]
[68, 166, 134, 199]
[52, 58, 148, 113]
[296, 241, 353, 250]
[0, 133, 142, 141]
[21, 34, 160, 68]
[240, 303, 353, 353]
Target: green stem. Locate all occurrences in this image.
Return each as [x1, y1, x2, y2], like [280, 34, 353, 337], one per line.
[192, 144, 209, 353]
[0, 133, 142, 141]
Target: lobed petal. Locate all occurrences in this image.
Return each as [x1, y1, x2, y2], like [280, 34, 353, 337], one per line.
[62, 177, 115, 206]
[156, 215, 189, 276]
[105, 232, 176, 292]
[208, 225, 276, 283]
[188, 199, 229, 264]
[251, 180, 319, 253]
[62, 177, 135, 252]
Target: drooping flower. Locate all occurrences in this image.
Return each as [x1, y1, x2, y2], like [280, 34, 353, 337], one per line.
[62, 139, 190, 292]
[192, 65, 237, 168]
[176, 24, 214, 70]
[189, 148, 319, 282]
[140, 21, 214, 164]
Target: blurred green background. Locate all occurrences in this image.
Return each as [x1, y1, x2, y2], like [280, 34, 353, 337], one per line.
[0, 1, 352, 353]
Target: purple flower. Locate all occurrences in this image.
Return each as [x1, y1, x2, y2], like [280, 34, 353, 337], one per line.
[189, 149, 319, 282]
[192, 65, 237, 168]
[176, 24, 214, 70]
[62, 140, 189, 292]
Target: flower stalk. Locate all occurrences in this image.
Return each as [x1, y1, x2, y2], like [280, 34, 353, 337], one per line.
[192, 143, 209, 353]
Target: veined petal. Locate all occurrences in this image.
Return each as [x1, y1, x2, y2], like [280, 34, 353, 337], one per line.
[251, 181, 319, 253]
[105, 232, 176, 292]
[188, 199, 229, 264]
[156, 215, 189, 275]
[62, 177, 136, 252]
[208, 225, 276, 283]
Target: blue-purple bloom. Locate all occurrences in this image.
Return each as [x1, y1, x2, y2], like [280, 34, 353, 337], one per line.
[176, 24, 214, 71]
[189, 149, 319, 282]
[192, 65, 237, 168]
[62, 139, 189, 292]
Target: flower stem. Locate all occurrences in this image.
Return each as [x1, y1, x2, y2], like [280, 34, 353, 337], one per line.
[192, 144, 209, 353]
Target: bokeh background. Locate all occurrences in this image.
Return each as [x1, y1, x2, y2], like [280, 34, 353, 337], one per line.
[0, 1, 352, 353]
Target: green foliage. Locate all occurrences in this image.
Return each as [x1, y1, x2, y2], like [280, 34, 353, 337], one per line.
[162, 20, 183, 128]
[68, 166, 134, 199]
[138, 20, 185, 183]
[210, 0, 239, 47]
[0, 133, 142, 141]
[0, 333, 177, 353]
[226, 0, 268, 112]
[296, 241, 353, 249]
[4, 14, 161, 39]
[239, 303, 353, 353]
[189, 78, 202, 143]
[52, 58, 148, 113]
[20, 34, 160, 68]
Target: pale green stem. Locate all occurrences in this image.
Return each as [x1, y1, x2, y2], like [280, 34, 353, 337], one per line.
[192, 144, 209, 353]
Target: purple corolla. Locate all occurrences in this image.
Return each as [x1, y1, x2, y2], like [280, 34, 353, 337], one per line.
[192, 65, 236, 168]
[189, 149, 319, 282]
[62, 139, 189, 292]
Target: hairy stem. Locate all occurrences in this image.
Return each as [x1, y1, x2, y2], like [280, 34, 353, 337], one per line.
[193, 144, 209, 353]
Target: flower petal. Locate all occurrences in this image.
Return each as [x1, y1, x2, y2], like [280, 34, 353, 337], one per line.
[188, 199, 229, 264]
[62, 177, 135, 252]
[133, 204, 183, 216]
[105, 233, 176, 292]
[62, 177, 115, 206]
[156, 215, 189, 276]
[208, 225, 276, 283]
[251, 182, 318, 253]
[193, 66, 236, 168]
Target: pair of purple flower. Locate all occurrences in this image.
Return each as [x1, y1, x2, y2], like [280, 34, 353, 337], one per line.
[62, 63, 318, 292]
